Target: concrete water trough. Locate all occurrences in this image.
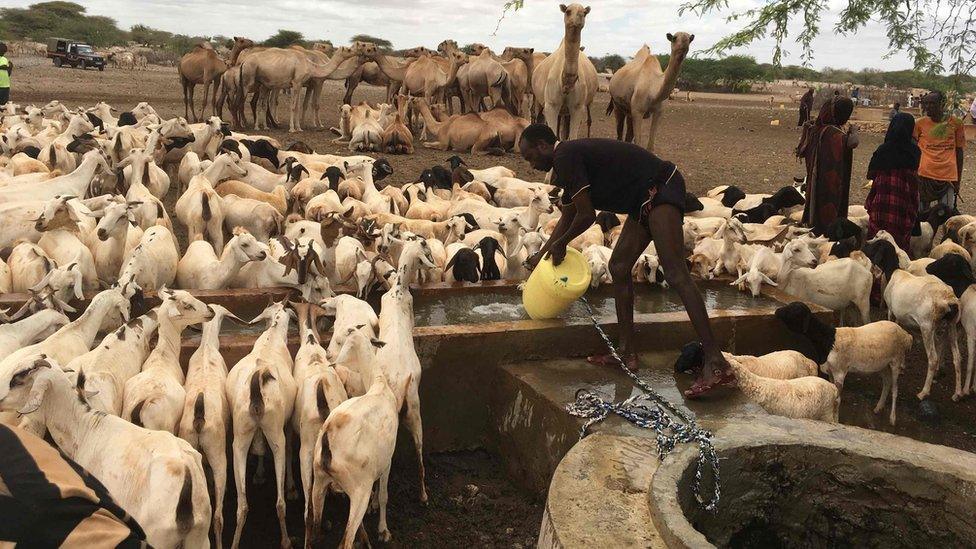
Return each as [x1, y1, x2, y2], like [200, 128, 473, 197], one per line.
[2, 279, 824, 462]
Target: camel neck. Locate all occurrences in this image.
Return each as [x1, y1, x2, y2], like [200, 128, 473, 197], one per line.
[562, 28, 582, 84]
[653, 53, 686, 101]
[374, 55, 408, 82]
[414, 101, 443, 133]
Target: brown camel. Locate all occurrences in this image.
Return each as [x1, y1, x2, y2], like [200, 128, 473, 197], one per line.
[289, 44, 366, 128]
[237, 45, 366, 132]
[368, 49, 467, 105]
[178, 43, 227, 122]
[411, 98, 505, 154]
[500, 47, 536, 116]
[531, 4, 598, 140]
[342, 45, 431, 105]
[477, 107, 530, 150]
[462, 46, 514, 115]
[607, 32, 693, 151]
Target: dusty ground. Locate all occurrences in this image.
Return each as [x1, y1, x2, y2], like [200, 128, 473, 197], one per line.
[11, 55, 976, 544]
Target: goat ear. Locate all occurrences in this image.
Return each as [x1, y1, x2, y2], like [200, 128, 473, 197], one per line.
[18, 366, 53, 416]
[761, 272, 778, 286]
[71, 268, 84, 301]
[370, 338, 387, 348]
[731, 273, 747, 286]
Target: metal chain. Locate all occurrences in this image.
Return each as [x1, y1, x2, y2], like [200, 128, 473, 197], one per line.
[565, 297, 721, 511]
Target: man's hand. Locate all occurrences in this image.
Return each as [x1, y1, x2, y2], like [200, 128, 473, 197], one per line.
[548, 242, 567, 266]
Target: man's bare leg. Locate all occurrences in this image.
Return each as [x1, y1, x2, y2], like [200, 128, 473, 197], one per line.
[608, 217, 652, 365]
[648, 204, 732, 396]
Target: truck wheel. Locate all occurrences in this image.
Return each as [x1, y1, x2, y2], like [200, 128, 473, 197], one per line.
[98, 66, 104, 72]
[79, 60, 86, 70]
[54, 58, 62, 67]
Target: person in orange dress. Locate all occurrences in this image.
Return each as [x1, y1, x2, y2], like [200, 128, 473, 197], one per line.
[914, 90, 966, 210]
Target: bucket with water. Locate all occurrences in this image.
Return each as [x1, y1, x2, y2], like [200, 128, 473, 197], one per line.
[522, 247, 591, 320]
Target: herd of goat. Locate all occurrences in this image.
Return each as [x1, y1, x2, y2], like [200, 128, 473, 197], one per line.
[1, 98, 975, 548]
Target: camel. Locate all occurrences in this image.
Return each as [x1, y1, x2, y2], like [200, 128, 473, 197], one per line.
[343, 46, 430, 105]
[368, 49, 467, 106]
[477, 107, 530, 150]
[607, 32, 693, 152]
[500, 47, 536, 116]
[288, 44, 367, 128]
[462, 46, 515, 115]
[531, 4, 598, 140]
[178, 43, 228, 122]
[237, 45, 366, 132]
[437, 40, 468, 113]
[411, 98, 507, 154]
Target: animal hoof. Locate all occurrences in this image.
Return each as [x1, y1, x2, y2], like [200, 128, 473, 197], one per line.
[379, 530, 392, 542]
[916, 391, 928, 400]
[952, 393, 962, 402]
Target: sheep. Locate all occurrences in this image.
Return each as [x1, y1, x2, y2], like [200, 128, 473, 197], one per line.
[727, 355, 839, 422]
[935, 214, 975, 247]
[930, 240, 972, 264]
[777, 239, 872, 325]
[366, 213, 469, 243]
[474, 236, 506, 281]
[215, 181, 289, 215]
[66, 312, 158, 415]
[634, 252, 667, 288]
[0, 256, 9, 293]
[122, 289, 213, 434]
[374, 271, 428, 502]
[117, 225, 180, 293]
[731, 247, 780, 298]
[445, 245, 481, 283]
[923, 255, 976, 399]
[291, 302, 349, 527]
[225, 300, 296, 549]
[221, 193, 284, 243]
[584, 244, 613, 288]
[0, 358, 212, 548]
[884, 269, 962, 400]
[177, 304, 244, 547]
[673, 342, 817, 380]
[308, 356, 399, 548]
[775, 302, 913, 425]
[233, 236, 332, 300]
[911, 204, 955, 258]
[176, 228, 269, 289]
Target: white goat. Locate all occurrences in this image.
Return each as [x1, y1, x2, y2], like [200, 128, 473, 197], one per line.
[727, 356, 839, 422]
[177, 229, 268, 289]
[117, 225, 180, 292]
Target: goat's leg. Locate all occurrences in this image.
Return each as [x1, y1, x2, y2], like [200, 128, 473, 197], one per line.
[966, 329, 975, 395]
[306, 467, 331, 547]
[403, 391, 428, 504]
[201, 433, 227, 549]
[950, 323, 964, 401]
[918, 326, 939, 400]
[890, 358, 902, 425]
[874, 370, 891, 414]
[340, 486, 372, 549]
[299, 427, 316, 514]
[285, 427, 298, 500]
[377, 465, 392, 542]
[264, 427, 292, 548]
[230, 429, 255, 549]
[856, 294, 871, 326]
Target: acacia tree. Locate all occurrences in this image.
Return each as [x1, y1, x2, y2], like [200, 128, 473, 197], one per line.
[678, 0, 976, 75]
[350, 34, 393, 51]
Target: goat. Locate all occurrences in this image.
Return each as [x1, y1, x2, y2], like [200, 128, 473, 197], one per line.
[177, 228, 268, 289]
[117, 225, 180, 292]
[0, 358, 211, 548]
[66, 312, 158, 416]
[777, 240, 872, 325]
[178, 305, 245, 546]
[123, 289, 214, 433]
[225, 301, 296, 549]
[221, 194, 284, 242]
[215, 181, 289, 215]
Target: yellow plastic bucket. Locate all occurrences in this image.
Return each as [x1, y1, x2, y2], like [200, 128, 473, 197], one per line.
[522, 247, 592, 320]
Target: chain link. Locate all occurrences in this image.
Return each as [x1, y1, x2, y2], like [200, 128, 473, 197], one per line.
[565, 297, 721, 511]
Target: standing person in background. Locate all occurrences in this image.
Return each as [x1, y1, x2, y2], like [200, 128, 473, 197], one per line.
[797, 87, 814, 127]
[0, 43, 11, 107]
[889, 102, 901, 120]
[865, 113, 921, 250]
[914, 91, 965, 210]
[797, 97, 859, 233]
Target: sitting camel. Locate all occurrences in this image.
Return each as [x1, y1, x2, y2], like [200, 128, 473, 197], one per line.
[411, 98, 524, 155]
[607, 32, 693, 152]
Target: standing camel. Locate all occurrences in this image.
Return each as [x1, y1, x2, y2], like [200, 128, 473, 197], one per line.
[607, 32, 693, 152]
[366, 49, 467, 106]
[501, 47, 536, 117]
[464, 46, 512, 114]
[531, 4, 598, 140]
[178, 43, 227, 122]
[237, 45, 366, 132]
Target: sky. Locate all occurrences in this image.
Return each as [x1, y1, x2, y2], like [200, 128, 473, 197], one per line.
[8, 0, 915, 71]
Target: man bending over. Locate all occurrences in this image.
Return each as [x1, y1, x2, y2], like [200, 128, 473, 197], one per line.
[520, 124, 731, 397]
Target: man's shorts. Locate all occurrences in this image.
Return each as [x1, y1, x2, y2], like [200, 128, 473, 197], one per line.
[636, 162, 686, 226]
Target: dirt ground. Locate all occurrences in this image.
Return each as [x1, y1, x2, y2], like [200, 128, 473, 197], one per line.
[11, 55, 976, 544]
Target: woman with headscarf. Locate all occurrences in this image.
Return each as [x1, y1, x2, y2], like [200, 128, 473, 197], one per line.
[797, 87, 814, 126]
[865, 113, 922, 250]
[796, 97, 859, 233]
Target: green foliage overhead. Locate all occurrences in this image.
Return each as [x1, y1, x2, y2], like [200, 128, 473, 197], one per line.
[263, 29, 305, 48]
[350, 34, 392, 51]
[678, 0, 975, 75]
